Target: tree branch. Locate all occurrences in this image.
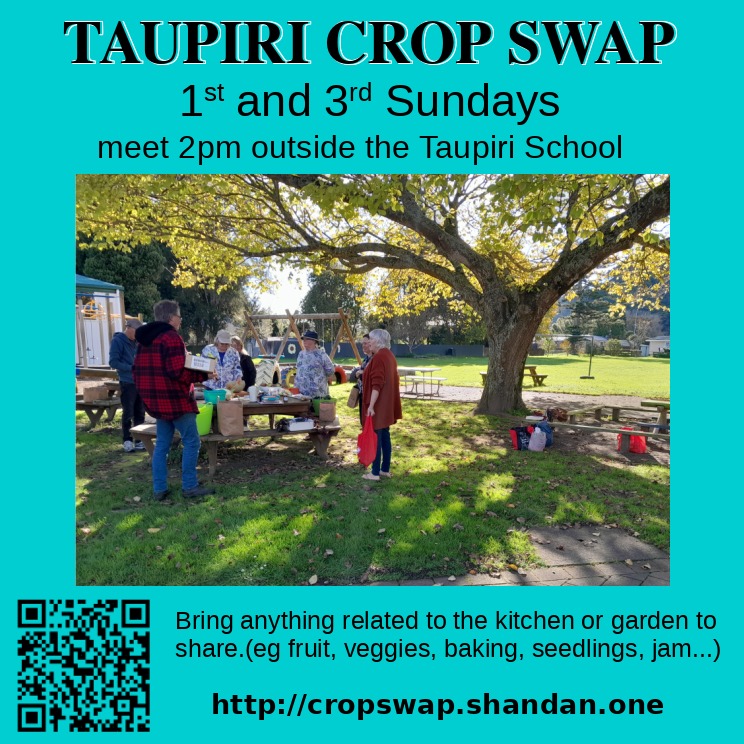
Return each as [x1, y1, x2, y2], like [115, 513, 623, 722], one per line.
[533, 177, 670, 307]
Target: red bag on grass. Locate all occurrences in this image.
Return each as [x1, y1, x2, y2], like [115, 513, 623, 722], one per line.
[617, 426, 647, 454]
[509, 426, 533, 450]
[357, 417, 378, 467]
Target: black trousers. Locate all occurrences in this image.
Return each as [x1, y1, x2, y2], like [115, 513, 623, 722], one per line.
[120, 381, 146, 442]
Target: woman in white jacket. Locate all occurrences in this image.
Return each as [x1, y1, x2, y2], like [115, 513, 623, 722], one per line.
[201, 330, 244, 390]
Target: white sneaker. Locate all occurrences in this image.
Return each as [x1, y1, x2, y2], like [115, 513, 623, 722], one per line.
[123, 441, 135, 453]
[134, 441, 146, 451]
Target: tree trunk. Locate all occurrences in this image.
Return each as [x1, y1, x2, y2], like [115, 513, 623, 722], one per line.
[475, 300, 544, 414]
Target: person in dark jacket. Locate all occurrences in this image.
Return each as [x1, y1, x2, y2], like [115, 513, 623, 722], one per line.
[133, 300, 216, 501]
[108, 318, 146, 452]
[230, 335, 257, 390]
[349, 334, 371, 426]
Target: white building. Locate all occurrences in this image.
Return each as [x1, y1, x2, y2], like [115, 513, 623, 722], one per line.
[641, 335, 670, 356]
[75, 274, 126, 368]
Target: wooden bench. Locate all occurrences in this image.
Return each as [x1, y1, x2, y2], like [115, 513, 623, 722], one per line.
[567, 405, 670, 427]
[130, 422, 342, 476]
[409, 376, 447, 396]
[641, 400, 671, 427]
[547, 420, 670, 454]
[480, 370, 548, 387]
[629, 421, 671, 434]
[523, 366, 548, 386]
[567, 406, 604, 423]
[76, 398, 121, 427]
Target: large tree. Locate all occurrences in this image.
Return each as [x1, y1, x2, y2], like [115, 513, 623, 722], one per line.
[77, 174, 670, 412]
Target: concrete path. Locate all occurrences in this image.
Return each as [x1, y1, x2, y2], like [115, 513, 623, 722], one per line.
[402, 384, 646, 411]
[370, 525, 669, 587]
[381, 386, 669, 586]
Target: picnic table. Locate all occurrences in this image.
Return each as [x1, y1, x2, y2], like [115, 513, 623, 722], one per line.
[76, 396, 121, 427]
[76, 383, 121, 427]
[76, 368, 118, 381]
[398, 366, 447, 397]
[131, 398, 341, 475]
[480, 366, 548, 387]
[641, 400, 671, 427]
[523, 365, 548, 386]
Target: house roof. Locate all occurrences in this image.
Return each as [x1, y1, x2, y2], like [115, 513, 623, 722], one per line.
[547, 334, 608, 343]
[76, 274, 124, 293]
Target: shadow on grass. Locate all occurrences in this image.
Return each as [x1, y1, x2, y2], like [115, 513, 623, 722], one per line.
[75, 400, 669, 587]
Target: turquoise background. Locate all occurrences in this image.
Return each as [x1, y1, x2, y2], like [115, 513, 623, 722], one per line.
[4, 1, 741, 740]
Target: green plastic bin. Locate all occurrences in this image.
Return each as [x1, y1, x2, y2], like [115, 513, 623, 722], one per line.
[312, 396, 333, 415]
[196, 403, 214, 435]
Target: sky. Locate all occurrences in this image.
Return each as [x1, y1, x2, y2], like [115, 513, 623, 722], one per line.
[257, 267, 309, 313]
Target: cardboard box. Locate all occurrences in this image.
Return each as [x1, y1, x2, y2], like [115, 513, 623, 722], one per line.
[287, 417, 316, 432]
[185, 353, 216, 373]
[82, 384, 109, 403]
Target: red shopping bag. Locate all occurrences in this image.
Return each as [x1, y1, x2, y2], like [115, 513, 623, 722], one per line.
[617, 426, 647, 454]
[357, 417, 378, 467]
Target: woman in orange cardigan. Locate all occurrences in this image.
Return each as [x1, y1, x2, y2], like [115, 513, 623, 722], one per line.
[361, 328, 402, 481]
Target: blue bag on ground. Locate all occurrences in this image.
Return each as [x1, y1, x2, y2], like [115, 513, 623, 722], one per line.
[535, 420, 553, 447]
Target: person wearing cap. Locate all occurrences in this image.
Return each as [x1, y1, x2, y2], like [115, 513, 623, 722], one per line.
[294, 330, 335, 398]
[201, 330, 244, 391]
[108, 318, 146, 452]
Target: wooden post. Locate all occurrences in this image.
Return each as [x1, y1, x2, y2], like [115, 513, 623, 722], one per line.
[116, 290, 126, 332]
[274, 323, 294, 360]
[329, 321, 345, 362]
[76, 299, 87, 368]
[339, 308, 363, 364]
[207, 441, 218, 476]
[285, 310, 304, 350]
[245, 316, 267, 356]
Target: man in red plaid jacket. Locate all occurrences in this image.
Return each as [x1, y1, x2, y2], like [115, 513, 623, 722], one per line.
[134, 300, 216, 501]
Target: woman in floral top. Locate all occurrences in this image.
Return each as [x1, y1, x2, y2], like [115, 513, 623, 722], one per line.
[295, 330, 335, 398]
[201, 329, 244, 390]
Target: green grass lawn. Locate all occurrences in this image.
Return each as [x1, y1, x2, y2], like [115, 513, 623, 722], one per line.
[76, 386, 669, 586]
[337, 354, 670, 398]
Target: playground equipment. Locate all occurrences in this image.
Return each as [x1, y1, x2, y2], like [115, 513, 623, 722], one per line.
[242, 308, 362, 385]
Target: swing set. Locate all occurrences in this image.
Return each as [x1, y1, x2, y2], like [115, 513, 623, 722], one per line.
[242, 308, 362, 385]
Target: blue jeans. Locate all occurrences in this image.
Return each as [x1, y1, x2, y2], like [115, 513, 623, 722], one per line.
[372, 427, 391, 476]
[153, 413, 200, 493]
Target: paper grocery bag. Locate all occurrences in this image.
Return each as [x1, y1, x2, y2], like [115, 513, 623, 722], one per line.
[319, 401, 337, 422]
[216, 400, 245, 436]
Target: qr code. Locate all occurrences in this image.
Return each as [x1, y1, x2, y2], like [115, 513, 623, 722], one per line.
[17, 599, 150, 732]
